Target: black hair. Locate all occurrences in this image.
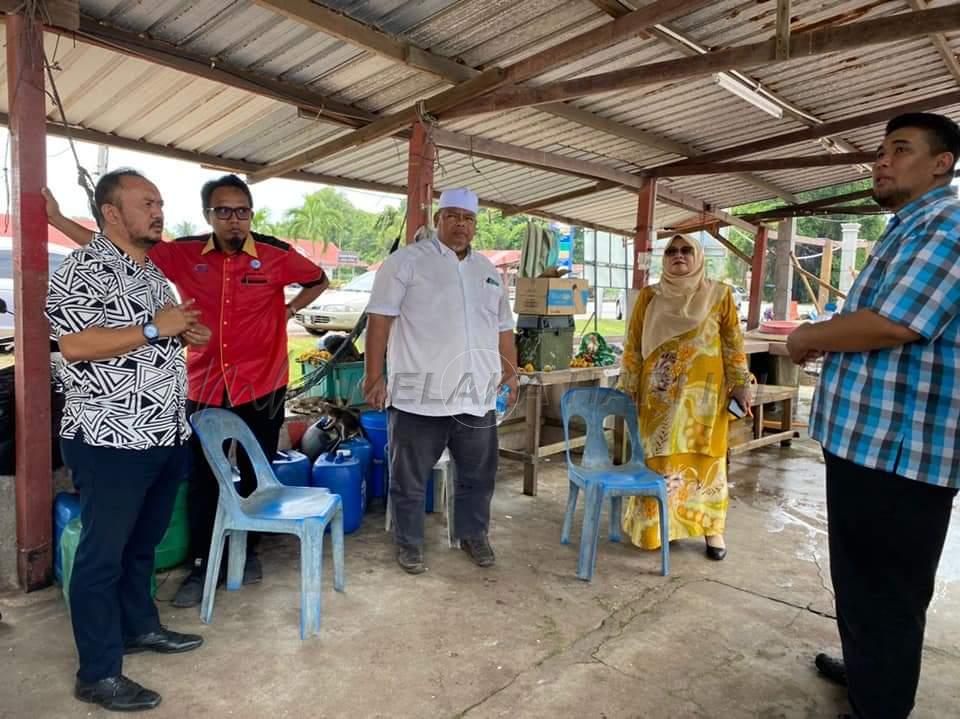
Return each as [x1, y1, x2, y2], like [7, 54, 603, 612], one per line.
[200, 174, 253, 211]
[885, 112, 960, 170]
[93, 168, 147, 227]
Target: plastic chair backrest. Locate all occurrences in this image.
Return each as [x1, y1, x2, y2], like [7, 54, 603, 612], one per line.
[560, 387, 645, 468]
[189, 408, 282, 512]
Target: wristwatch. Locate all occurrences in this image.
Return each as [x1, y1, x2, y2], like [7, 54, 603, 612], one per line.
[143, 322, 161, 345]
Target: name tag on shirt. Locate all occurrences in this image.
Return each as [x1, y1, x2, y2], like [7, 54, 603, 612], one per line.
[241, 273, 269, 285]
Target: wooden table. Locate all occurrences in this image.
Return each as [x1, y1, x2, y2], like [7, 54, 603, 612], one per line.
[727, 384, 798, 458]
[498, 365, 623, 496]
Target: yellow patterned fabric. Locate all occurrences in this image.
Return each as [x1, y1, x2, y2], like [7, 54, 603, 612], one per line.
[620, 284, 750, 548]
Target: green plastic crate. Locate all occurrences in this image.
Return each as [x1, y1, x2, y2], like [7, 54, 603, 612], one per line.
[299, 361, 366, 406]
[61, 519, 157, 609]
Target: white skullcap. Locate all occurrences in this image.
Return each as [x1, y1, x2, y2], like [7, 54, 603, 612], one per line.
[438, 187, 478, 215]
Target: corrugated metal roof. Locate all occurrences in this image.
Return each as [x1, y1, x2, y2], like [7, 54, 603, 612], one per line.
[1, 0, 949, 234]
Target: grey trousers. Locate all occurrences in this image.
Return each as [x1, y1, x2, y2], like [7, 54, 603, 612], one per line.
[387, 408, 498, 548]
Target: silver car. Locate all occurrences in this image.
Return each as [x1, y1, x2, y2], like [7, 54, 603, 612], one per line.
[295, 270, 375, 336]
[0, 239, 74, 343]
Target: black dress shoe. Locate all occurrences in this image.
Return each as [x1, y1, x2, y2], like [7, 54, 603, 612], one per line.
[75, 675, 161, 712]
[243, 552, 262, 585]
[397, 546, 425, 574]
[705, 545, 727, 561]
[172, 569, 205, 609]
[815, 652, 848, 686]
[124, 627, 203, 655]
[461, 535, 496, 567]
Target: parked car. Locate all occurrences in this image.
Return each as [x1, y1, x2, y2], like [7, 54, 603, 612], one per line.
[295, 270, 376, 336]
[0, 239, 74, 342]
[614, 283, 747, 321]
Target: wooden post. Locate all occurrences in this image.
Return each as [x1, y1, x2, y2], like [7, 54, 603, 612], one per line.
[633, 177, 657, 289]
[747, 226, 769, 330]
[818, 240, 834, 308]
[773, 218, 794, 320]
[405, 122, 435, 244]
[8, 11, 53, 591]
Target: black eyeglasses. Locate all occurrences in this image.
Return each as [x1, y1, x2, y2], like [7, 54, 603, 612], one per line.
[207, 206, 252, 220]
[664, 246, 695, 257]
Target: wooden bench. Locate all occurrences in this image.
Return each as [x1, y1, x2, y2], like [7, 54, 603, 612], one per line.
[727, 383, 798, 457]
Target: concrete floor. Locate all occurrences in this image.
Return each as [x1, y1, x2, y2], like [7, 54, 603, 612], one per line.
[3, 439, 960, 718]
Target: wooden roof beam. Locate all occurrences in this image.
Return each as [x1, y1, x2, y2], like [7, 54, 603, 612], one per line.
[247, 68, 508, 183]
[501, 182, 617, 217]
[908, 0, 960, 88]
[248, 0, 714, 181]
[441, 5, 960, 114]
[255, 0, 795, 202]
[663, 89, 960, 168]
[61, 15, 375, 128]
[775, 0, 792, 61]
[650, 152, 874, 177]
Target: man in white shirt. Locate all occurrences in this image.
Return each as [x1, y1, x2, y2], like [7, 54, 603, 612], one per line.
[364, 188, 518, 574]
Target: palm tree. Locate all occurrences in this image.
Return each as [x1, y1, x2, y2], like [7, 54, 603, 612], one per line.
[285, 190, 350, 250]
[373, 202, 405, 246]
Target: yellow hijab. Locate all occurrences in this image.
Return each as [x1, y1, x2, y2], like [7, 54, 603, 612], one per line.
[641, 235, 725, 359]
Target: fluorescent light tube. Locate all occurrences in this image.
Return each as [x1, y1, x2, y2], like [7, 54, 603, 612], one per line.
[714, 73, 784, 119]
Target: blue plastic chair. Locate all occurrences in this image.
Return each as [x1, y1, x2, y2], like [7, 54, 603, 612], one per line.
[189, 409, 345, 639]
[560, 387, 669, 581]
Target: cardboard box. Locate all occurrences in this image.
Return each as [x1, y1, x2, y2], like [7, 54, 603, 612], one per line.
[514, 278, 590, 316]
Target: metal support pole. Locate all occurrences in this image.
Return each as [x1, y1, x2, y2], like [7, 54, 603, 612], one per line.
[747, 226, 769, 330]
[405, 122, 435, 244]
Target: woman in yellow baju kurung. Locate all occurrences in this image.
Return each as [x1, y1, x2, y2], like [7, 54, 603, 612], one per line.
[620, 234, 751, 560]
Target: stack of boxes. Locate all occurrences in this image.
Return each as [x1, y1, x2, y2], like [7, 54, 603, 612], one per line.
[513, 277, 590, 371]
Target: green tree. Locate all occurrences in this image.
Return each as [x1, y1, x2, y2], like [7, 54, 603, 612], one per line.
[727, 179, 890, 301]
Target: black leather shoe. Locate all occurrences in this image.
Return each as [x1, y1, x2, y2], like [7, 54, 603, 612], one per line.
[461, 535, 496, 567]
[243, 552, 262, 585]
[397, 546, 425, 574]
[815, 652, 847, 686]
[124, 627, 203, 655]
[75, 675, 161, 712]
[706, 545, 727, 561]
[171, 569, 205, 609]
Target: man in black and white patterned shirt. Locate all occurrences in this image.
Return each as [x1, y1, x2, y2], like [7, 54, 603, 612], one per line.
[46, 169, 207, 712]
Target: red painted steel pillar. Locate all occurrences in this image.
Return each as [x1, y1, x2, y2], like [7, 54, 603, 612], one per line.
[8, 12, 52, 591]
[405, 121, 435, 244]
[632, 177, 657, 288]
[747, 225, 769, 330]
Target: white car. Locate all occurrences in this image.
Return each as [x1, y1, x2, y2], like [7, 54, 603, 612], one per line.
[0, 239, 74, 341]
[614, 284, 747, 321]
[295, 270, 375, 336]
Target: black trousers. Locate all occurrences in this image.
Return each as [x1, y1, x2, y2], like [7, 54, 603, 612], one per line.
[62, 437, 189, 683]
[387, 408, 498, 548]
[186, 387, 286, 568]
[824, 451, 956, 719]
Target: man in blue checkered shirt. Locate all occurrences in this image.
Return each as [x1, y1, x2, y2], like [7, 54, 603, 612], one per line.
[787, 112, 960, 719]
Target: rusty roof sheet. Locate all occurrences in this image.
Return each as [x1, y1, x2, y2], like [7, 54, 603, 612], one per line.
[2, 0, 948, 233]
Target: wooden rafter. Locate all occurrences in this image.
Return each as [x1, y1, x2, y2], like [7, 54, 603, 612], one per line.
[662, 89, 960, 168]
[501, 182, 617, 217]
[249, 0, 715, 181]
[441, 5, 960, 115]
[908, 0, 960, 87]
[65, 16, 374, 128]
[254, 0, 795, 202]
[741, 188, 875, 220]
[247, 68, 507, 182]
[775, 0, 792, 61]
[650, 153, 874, 177]
[2, 111, 643, 237]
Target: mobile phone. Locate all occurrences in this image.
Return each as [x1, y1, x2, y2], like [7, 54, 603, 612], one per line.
[728, 397, 747, 419]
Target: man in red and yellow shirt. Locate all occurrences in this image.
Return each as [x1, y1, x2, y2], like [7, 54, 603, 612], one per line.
[45, 174, 328, 607]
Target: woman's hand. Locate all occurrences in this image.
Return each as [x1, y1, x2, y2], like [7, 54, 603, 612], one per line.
[730, 384, 753, 418]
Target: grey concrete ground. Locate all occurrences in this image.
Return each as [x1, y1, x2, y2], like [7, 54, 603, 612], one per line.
[3, 439, 960, 718]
